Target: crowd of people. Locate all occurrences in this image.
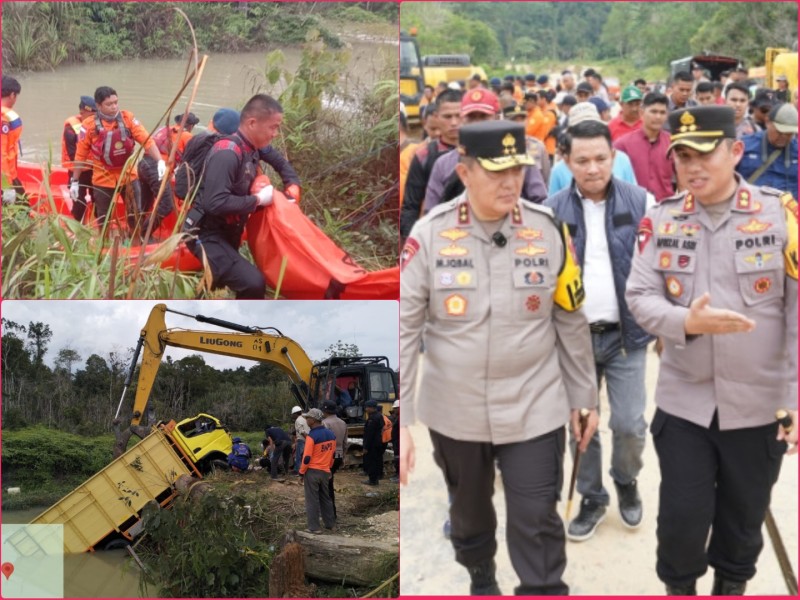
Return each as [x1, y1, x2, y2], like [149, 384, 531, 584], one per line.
[226, 399, 400, 535]
[1, 76, 301, 298]
[400, 66, 797, 243]
[399, 64, 797, 595]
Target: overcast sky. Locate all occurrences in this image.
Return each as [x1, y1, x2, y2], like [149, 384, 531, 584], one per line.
[1, 301, 399, 371]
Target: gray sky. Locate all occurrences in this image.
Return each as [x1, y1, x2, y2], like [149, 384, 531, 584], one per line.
[1, 300, 398, 371]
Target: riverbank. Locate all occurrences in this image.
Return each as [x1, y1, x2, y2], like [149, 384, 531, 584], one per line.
[1, 3, 396, 72]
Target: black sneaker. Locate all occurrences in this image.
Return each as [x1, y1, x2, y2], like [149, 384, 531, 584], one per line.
[566, 498, 606, 541]
[614, 479, 643, 528]
[467, 560, 501, 596]
[666, 581, 697, 595]
[711, 573, 746, 595]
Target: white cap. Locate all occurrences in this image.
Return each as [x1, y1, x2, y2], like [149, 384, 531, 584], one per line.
[392, 400, 400, 409]
[448, 81, 462, 90]
[291, 405, 303, 414]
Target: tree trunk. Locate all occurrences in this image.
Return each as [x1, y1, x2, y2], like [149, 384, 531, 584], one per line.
[290, 530, 397, 586]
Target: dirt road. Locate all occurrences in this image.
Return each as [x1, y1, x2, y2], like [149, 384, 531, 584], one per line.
[400, 349, 798, 595]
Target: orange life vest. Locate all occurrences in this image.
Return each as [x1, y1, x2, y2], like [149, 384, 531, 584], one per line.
[61, 115, 83, 168]
[90, 112, 135, 168]
[381, 414, 392, 444]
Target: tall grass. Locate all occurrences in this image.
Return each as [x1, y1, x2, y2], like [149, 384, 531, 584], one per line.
[1, 203, 201, 299]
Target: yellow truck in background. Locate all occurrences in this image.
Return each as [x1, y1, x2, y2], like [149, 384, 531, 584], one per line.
[766, 47, 797, 96]
[6, 414, 232, 554]
[400, 29, 425, 126]
[421, 54, 488, 89]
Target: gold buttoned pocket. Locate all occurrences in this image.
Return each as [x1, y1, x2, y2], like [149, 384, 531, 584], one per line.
[735, 250, 784, 306]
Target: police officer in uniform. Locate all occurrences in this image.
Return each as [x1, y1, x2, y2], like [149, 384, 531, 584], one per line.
[186, 94, 283, 298]
[400, 120, 599, 595]
[626, 105, 798, 595]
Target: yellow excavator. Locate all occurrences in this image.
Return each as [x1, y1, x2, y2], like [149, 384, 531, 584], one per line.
[114, 304, 398, 463]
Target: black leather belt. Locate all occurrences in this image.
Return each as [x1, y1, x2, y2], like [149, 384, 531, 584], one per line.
[589, 322, 619, 334]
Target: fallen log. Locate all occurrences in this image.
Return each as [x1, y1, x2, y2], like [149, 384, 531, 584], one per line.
[290, 530, 398, 587]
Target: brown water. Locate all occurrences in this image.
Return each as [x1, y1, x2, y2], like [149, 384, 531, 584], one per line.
[3, 507, 145, 597]
[15, 35, 395, 163]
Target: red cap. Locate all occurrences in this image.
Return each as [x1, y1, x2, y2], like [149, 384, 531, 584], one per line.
[461, 88, 500, 116]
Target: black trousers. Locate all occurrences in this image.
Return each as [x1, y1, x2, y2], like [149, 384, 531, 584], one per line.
[189, 234, 266, 299]
[329, 456, 343, 517]
[137, 156, 175, 228]
[93, 180, 141, 230]
[430, 427, 568, 595]
[651, 408, 786, 586]
[364, 445, 384, 483]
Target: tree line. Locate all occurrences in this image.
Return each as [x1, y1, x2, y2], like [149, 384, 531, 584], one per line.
[1, 1, 396, 71]
[1, 318, 361, 435]
[402, 2, 797, 76]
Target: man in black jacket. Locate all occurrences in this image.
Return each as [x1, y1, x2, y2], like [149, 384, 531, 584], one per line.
[362, 400, 384, 486]
[544, 118, 654, 542]
[186, 94, 283, 298]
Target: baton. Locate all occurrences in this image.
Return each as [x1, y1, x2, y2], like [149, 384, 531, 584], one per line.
[565, 408, 590, 522]
[765, 409, 798, 596]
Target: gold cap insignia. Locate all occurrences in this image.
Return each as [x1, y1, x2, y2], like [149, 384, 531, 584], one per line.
[678, 111, 697, 133]
[502, 133, 516, 155]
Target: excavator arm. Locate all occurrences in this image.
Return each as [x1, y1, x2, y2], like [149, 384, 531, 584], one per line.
[122, 304, 316, 427]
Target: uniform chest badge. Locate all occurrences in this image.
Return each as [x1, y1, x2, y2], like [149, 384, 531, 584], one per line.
[737, 218, 772, 234]
[524, 271, 545, 285]
[659, 252, 672, 269]
[665, 276, 683, 297]
[515, 244, 547, 256]
[516, 228, 543, 241]
[439, 228, 469, 242]
[744, 252, 774, 268]
[456, 271, 472, 286]
[659, 222, 677, 235]
[525, 295, 541, 312]
[439, 272, 454, 287]
[440, 245, 469, 257]
[678, 255, 691, 269]
[754, 277, 772, 294]
[680, 223, 701, 236]
[444, 294, 467, 316]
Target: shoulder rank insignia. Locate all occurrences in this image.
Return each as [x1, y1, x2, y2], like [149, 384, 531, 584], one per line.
[457, 201, 471, 225]
[681, 193, 696, 213]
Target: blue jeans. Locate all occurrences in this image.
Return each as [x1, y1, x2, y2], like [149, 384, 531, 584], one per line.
[294, 438, 306, 473]
[573, 329, 647, 506]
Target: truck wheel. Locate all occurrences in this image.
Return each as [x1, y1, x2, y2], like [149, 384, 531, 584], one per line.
[104, 538, 130, 551]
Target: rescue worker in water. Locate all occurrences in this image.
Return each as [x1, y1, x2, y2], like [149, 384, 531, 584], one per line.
[71, 86, 164, 228]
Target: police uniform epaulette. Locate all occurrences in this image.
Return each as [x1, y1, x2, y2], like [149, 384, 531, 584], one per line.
[758, 185, 786, 198]
[520, 199, 555, 219]
[426, 196, 460, 220]
[659, 190, 689, 205]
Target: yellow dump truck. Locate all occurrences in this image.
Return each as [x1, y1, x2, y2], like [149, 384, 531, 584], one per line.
[766, 47, 797, 95]
[6, 414, 231, 554]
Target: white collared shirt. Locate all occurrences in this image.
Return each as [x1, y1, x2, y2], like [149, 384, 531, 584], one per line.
[579, 192, 620, 324]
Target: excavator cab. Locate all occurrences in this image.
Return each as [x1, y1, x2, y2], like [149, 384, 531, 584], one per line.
[310, 356, 398, 427]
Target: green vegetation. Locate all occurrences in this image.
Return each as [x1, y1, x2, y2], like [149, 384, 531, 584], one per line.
[0, 2, 396, 72]
[402, 2, 797, 80]
[137, 474, 398, 597]
[1, 427, 114, 509]
[2, 21, 398, 298]
[0, 316, 342, 437]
